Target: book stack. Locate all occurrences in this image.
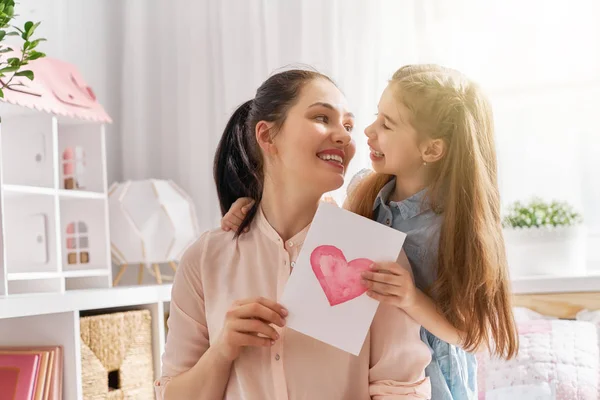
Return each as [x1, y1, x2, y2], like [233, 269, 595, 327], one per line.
[0, 346, 63, 400]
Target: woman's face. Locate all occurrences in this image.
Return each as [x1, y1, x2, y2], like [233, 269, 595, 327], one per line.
[266, 78, 356, 195]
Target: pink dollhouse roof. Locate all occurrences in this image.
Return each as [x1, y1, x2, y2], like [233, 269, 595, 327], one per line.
[0, 55, 112, 123]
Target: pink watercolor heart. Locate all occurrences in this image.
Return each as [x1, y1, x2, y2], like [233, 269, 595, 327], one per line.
[310, 245, 373, 306]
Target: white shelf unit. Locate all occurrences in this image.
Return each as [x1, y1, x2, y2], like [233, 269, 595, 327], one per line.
[0, 284, 172, 400]
[0, 107, 112, 295]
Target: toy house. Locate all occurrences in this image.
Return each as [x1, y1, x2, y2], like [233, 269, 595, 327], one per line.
[0, 56, 113, 295]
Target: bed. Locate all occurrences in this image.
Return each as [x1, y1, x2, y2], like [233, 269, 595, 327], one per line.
[476, 290, 600, 399]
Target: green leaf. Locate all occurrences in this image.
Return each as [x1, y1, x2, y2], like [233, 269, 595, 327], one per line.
[0, 88, 4, 98]
[14, 69, 33, 80]
[25, 38, 45, 51]
[0, 4, 5, 13]
[6, 5, 13, 17]
[12, 25, 22, 34]
[0, 65, 18, 73]
[0, 30, 5, 41]
[24, 21, 39, 40]
[26, 51, 44, 60]
[6, 57, 19, 65]
[6, 31, 18, 36]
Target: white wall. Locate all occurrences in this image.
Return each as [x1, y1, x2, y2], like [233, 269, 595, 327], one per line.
[9, 0, 123, 186]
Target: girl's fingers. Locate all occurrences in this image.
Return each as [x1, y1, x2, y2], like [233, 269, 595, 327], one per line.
[227, 213, 245, 226]
[241, 200, 255, 214]
[232, 197, 254, 213]
[366, 290, 397, 304]
[363, 281, 400, 296]
[361, 271, 402, 287]
[224, 220, 240, 231]
[371, 262, 404, 276]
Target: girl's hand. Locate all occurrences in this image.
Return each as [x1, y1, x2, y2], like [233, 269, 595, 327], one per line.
[361, 262, 418, 309]
[221, 198, 254, 232]
[214, 297, 287, 362]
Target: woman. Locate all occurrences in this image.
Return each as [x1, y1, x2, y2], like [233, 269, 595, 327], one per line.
[155, 69, 431, 399]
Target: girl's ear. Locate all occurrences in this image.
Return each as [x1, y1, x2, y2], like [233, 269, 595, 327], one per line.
[421, 138, 446, 163]
[256, 121, 277, 154]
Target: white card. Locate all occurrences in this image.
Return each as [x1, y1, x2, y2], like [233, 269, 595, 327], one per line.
[281, 202, 406, 355]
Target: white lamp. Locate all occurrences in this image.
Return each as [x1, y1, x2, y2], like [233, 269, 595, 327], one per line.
[108, 179, 200, 285]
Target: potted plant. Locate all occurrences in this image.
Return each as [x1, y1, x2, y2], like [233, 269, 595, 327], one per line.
[503, 198, 586, 277]
[0, 0, 46, 98]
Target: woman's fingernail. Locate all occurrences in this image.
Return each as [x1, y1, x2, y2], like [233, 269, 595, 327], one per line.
[270, 340, 275, 346]
[361, 279, 367, 286]
[369, 263, 375, 269]
[281, 308, 288, 316]
[275, 333, 280, 339]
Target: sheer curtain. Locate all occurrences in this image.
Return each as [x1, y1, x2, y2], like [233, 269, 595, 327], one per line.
[410, 0, 600, 262]
[120, 0, 420, 231]
[119, 0, 600, 256]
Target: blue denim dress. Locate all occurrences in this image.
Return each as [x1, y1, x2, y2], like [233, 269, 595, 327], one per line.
[350, 171, 477, 400]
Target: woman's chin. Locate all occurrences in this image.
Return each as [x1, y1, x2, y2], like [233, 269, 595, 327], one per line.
[323, 174, 345, 193]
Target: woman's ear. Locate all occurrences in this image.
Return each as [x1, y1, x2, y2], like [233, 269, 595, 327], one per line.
[421, 138, 445, 163]
[256, 121, 277, 154]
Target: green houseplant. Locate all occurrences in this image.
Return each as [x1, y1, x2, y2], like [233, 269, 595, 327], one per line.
[503, 198, 583, 229]
[503, 198, 586, 277]
[0, 0, 46, 98]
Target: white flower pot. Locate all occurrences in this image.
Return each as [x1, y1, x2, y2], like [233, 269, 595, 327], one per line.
[503, 225, 587, 278]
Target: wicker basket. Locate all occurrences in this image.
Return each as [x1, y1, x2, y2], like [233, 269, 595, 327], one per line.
[80, 310, 155, 400]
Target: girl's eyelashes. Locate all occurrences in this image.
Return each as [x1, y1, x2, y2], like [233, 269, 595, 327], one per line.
[344, 124, 354, 132]
[374, 113, 391, 130]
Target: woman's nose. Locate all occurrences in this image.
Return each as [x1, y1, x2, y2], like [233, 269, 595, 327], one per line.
[333, 126, 352, 146]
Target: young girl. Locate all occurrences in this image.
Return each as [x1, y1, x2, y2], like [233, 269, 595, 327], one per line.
[222, 64, 518, 399]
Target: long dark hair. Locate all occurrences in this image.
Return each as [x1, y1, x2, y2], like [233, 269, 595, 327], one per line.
[214, 69, 333, 235]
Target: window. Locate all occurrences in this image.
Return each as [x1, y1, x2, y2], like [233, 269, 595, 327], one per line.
[66, 221, 89, 265]
[62, 146, 86, 190]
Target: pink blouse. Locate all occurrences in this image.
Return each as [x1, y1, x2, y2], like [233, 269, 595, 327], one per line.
[155, 208, 431, 399]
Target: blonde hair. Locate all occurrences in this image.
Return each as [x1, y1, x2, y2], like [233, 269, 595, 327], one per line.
[348, 64, 518, 359]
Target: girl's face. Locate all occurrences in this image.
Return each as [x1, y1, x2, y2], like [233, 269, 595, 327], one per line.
[364, 85, 424, 177]
[266, 78, 356, 195]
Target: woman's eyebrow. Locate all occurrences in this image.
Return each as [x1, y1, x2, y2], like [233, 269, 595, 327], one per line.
[308, 102, 355, 119]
